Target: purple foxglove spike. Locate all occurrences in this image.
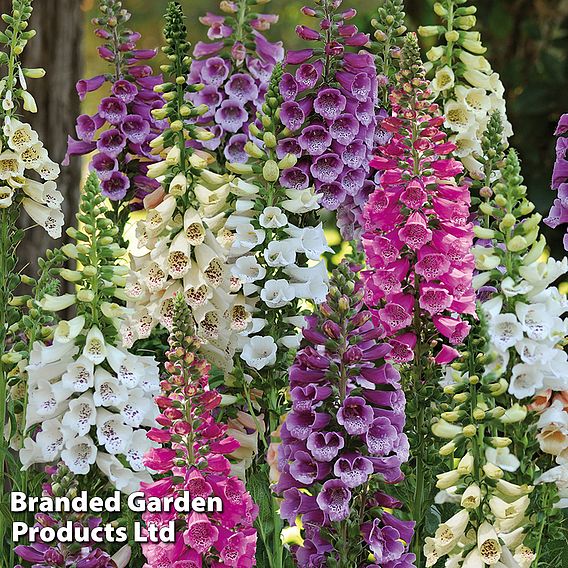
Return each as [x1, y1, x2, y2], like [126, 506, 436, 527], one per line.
[315, 479, 351, 522]
[306, 431, 344, 462]
[76, 75, 106, 101]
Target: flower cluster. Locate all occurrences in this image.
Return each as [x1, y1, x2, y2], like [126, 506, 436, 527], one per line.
[544, 113, 568, 250]
[64, 0, 165, 209]
[0, 0, 62, 236]
[427, 312, 536, 568]
[226, 63, 329, 375]
[276, 263, 414, 568]
[419, 0, 513, 177]
[140, 294, 258, 567]
[15, 464, 131, 568]
[123, 2, 241, 369]
[187, 0, 283, 163]
[277, 0, 377, 238]
[362, 33, 475, 357]
[474, 147, 568, 510]
[21, 174, 159, 490]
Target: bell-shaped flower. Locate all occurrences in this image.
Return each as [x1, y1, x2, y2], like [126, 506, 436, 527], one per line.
[241, 335, 277, 370]
[21, 197, 64, 238]
[486, 446, 521, 473]
[35, 417, 67, 462]
[83, 326, 107, 365]
[53, 315, 86, 344]
[62, 392, 97, 436]
[60, 356, 95, 394]
[432, 509, 469, 555]
[94, 368, 128, 407]
[61, 435, 98, 474]
[477, 522, 502, 564]
[96, 409, 133, 455]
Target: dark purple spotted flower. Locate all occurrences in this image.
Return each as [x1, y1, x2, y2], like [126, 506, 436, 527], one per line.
[276, 263, 412, 567]
[64, 0, 165, 211]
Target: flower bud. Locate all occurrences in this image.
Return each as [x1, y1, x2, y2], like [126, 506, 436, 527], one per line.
[263, 132, 277, 148]
[457, 453, 474, 475]
[473, 226, 496, 239]
[432, 419, 462, 439]
[439, 441, 456, 456]
[483, 462, 503, 480]
[245, 141, 265, 159]
[445, 30, 460, 43]
[500, 403, 527, 424]
[436, 470, 461, 489]
[489, 437, 512, 448]
[418, 25, 444, 38]
[472, 408, 485, 421]
[59, 269, 83, 283]
[278, 153, 298, 170]
[322, 320, 341, 340]
[262, 160, 280, 182]
[500, 213, 516, 229]
[462, 424, 477, 437]
[77, 289, 95, 303]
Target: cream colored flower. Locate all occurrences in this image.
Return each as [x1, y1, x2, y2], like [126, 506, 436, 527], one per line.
[432, 65, 455, 92]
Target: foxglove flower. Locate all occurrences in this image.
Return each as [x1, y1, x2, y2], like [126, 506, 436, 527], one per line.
[276, 263, 413, 567]
[123, 2, 244, 369]
[188, 0, 283, 163]
[277, 0, 378, 237]
[419, 0, 513, 177]
[64, 0, 164, 210]
[363, 34, 475, 355]
[21, 175, 159, 489]
[544, 113, 568, 249]
[139, 294, 258, 566]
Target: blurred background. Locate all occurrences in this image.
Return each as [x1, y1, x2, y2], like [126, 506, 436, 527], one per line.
[2, 0, 567, 271]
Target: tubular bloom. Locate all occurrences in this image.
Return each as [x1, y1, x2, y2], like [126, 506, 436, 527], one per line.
[419, 0, 513, 177]
[544, 113, 568, 250]
[64, 0, 165, 210]
[15, 464, 131, 568]
[21, 174, 159, 490]
[123, 2, 241, 369]
[188, 0, 283, 163]
[276, 263, 414, 567]
[277, 0, 378, 238]
[362, 33, 475, 355]
[139, 294, 258, 566]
